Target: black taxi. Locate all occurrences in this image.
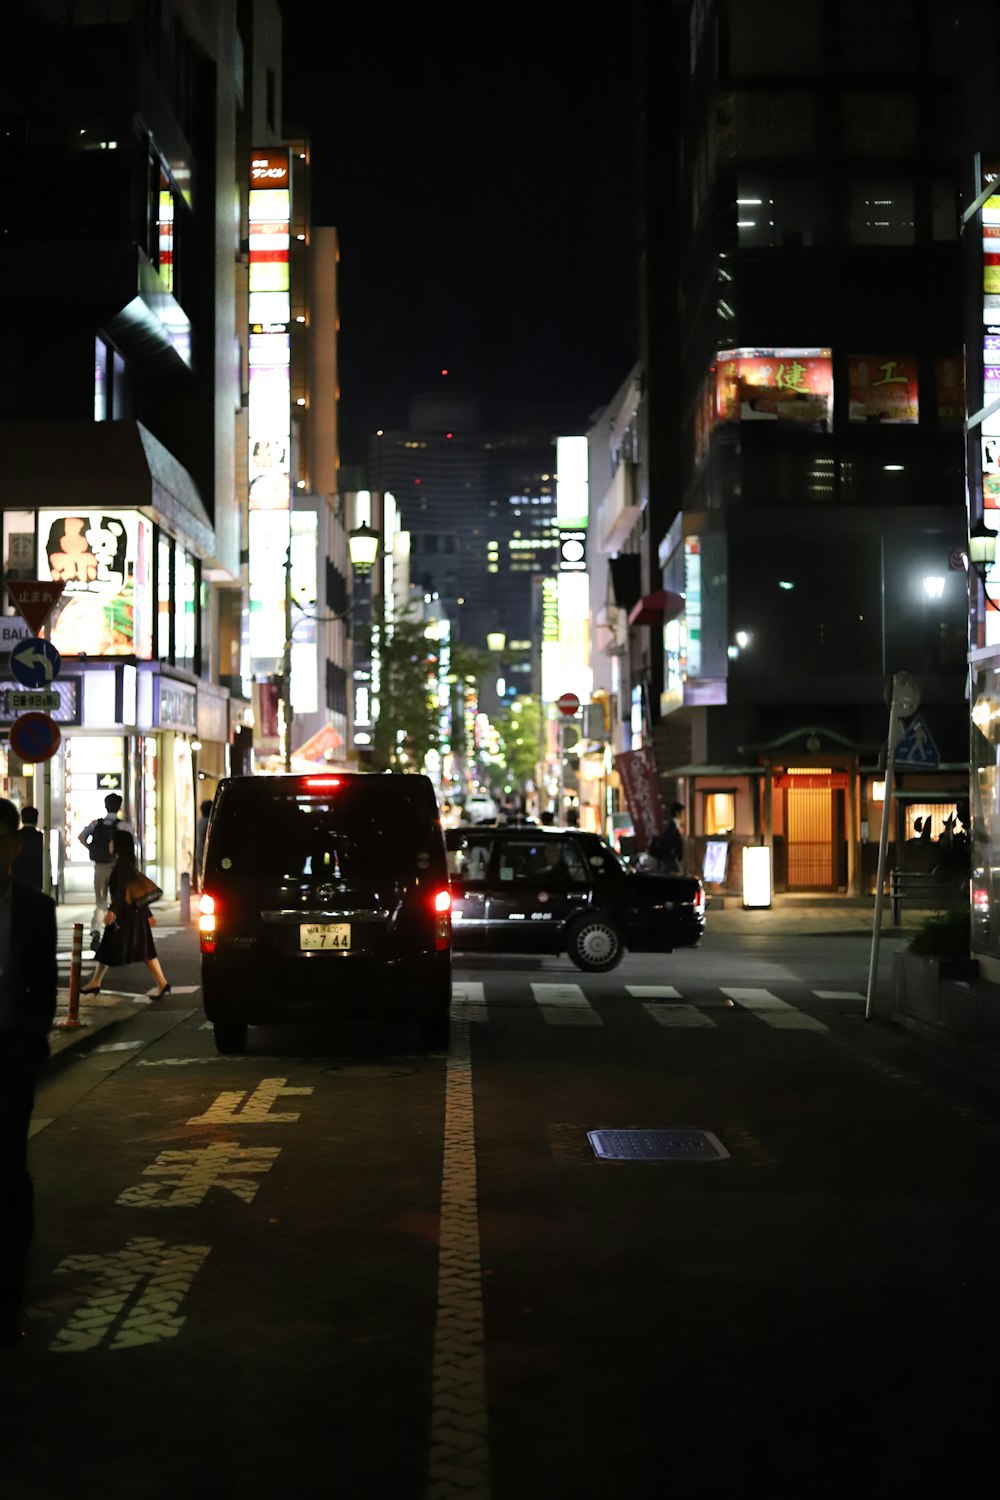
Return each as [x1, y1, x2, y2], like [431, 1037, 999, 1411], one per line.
[445, 825, 705, 971]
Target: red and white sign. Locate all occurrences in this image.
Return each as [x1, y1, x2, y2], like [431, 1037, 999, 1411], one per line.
[556, 691, 580, 716]
[5, 579, 65, 636]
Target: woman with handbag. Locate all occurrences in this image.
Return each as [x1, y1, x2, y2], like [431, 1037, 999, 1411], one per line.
[81, 829, 171, 999]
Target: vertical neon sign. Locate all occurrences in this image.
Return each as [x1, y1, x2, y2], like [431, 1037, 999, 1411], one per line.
[248, 148, 291, 667]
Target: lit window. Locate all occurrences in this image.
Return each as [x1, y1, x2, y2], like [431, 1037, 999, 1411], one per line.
[704, 793, 735, 836]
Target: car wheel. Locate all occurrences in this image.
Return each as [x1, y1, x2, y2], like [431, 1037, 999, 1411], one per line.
[566, 914, 624, 973]
[213, 1018, 248, 1054]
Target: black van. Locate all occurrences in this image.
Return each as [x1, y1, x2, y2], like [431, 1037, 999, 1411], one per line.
[199, 772, 451, 1053]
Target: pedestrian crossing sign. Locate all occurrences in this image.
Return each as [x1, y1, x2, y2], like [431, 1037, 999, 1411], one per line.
[894, 714, 940, 767]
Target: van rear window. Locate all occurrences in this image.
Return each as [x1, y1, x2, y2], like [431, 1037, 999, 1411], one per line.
[208, 784, 440, 881]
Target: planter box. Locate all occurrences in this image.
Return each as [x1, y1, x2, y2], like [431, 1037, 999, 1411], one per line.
[888, 950, 1000, 1057]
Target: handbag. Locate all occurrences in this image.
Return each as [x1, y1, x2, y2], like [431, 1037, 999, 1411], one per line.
[125, 871, 163, 908]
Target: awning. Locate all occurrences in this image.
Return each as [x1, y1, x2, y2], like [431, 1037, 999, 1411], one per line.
[292, 722, 346, 762]
[0, 418, 215, 561]
[628, 589, 684, 627]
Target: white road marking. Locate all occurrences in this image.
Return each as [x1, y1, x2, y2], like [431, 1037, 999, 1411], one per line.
[186, 1077, 313, 1126]
[626, 984, 682, 999]
[813, 990, 864, 1000]
[643, 1003, 718, 1028]
[722, 987, 828, 1032]
[91, 1040, 144, 1053]
[50, 1236, 210, 1352]
[452, 980, 488, 1021]
[117, 1142, 281, 1208]
[429, 1005, 490, 1495]
[531, 981, 602, 1026]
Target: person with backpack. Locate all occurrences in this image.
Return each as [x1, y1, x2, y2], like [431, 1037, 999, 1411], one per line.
[78, 793, 132, 951]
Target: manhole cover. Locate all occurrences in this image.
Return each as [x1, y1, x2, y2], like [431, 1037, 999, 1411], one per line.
[321, 1064, 417, 1080]
[587, 1129, 730, 1162]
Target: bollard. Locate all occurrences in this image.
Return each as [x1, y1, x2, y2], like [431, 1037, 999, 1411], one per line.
[56, 922, 85, 1030]
[179, 870, 191, 925]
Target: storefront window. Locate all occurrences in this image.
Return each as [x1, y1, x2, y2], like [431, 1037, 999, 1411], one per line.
[143, 735, 158, 869]
[704, 792, 736, 836]
[177, 548, 197, 672]
[157, 531, 173, 662]
[65, 735, 127, 872]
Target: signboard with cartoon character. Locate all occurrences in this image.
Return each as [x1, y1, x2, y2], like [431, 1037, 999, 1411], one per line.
[37, 509, 154, 658]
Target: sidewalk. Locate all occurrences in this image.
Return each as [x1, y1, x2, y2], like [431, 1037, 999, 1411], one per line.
[49, 899, 192, 1068]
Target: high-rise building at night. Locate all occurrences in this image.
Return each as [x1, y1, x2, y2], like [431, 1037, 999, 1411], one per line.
[596, 0, 975, 897]
[369, 395, 562, 679]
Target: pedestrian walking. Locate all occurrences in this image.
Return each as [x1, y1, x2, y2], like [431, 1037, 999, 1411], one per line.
[11, 807, 43, 891]
[82, 829, 170, 1000]
[650, 802, 685, 874]
[0, 796, 58, 1347]
[78, 793, 132, 950]
[194, 798, 212, 890]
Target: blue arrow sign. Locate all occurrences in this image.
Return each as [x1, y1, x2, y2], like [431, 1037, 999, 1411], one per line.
[894, 714, 940, 767]
[10, 637, 61, 689]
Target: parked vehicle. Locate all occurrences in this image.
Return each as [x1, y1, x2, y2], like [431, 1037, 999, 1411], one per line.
[462, 791, 499, 823]
[200, 773, 451, 1053]
[446, 825, 705, 971]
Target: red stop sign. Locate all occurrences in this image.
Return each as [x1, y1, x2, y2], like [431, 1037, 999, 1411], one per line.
[556, 691, 580, 716]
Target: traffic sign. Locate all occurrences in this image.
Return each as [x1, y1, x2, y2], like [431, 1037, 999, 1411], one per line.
[9, 711, 61, 763]
[5, 579, 65, 635]
[556, 691, 580, 716]
[9, 691, 60, 713]
[10, 637, 61, 689]
[894, 714, 940, 767]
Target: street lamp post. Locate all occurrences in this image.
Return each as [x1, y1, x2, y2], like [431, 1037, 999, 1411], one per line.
[281, 520, 380, 773]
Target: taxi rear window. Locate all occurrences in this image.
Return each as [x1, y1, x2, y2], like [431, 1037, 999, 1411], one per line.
[208, 783, 439, 880]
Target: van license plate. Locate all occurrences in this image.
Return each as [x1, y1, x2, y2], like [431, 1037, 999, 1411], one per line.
[300, 923, 350, 951]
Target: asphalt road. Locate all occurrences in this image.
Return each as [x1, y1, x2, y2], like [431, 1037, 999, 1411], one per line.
[3, 923, 1000, 1499]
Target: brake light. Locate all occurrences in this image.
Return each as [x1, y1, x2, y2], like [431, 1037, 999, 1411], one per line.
[694, 885, 706, 916]
[199, 892, 217, 953]
[433, 887, 451, 950]
[303, 776, 341, 789]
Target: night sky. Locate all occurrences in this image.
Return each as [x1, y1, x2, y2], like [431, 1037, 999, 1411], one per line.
[279, 1, 639, 465]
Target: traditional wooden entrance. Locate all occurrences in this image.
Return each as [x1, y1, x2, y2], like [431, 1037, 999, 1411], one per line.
[778, 770, 848, 890]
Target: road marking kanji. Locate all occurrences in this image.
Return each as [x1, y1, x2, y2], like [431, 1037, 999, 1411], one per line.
[186, 1077, 313, 1125]
[117, 1142, 281, 1207]
[50, 1236, 210, 1352]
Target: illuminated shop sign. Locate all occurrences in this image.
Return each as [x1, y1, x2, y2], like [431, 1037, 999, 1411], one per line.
[248, 147, 291, 674]
[847, 356, 918, 424]
[716, 348, 832, 429]
[38, 509, 153, 658]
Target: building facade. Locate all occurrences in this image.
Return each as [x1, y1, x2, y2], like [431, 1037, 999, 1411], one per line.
[0, 0, 285, 899]
[604, 0, 972, 897]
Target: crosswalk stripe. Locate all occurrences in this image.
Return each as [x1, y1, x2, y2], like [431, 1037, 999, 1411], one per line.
[626, 984, 682, 999]
[722, 987, 828, 1032]
[452, 981, 488, 1021]
[643, 1003, 717, 1029]
[530, 981, 602, 1026]
[813, 990, 864, 1000]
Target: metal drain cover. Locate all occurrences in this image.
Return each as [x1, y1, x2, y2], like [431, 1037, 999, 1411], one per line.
[587, 1129, 730, 1162]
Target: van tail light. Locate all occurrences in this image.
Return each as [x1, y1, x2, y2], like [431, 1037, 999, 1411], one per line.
[694, 885, 706, 917]
[433, 887, 451, 950]
[199, 892, 217, 953]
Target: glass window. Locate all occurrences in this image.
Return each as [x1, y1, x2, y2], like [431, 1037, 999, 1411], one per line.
[932, 180, 958, 241]
[837, 0, 917, 72]
[717, 91, 817, 160]
[157, 531, 173, 662]
[727, 0, 823, 75]
[704, 793, 736, 836]
[841, 92, 918, 157]
[94, 336, 108, 421]
[848, 180, 915, 245]
[447, 835, 493, 884]
[737, 176, 829, 248]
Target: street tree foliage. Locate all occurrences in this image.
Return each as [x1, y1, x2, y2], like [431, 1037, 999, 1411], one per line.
[446, 640, 494, 761]
[495, 695, 546, 790]
[372, 611, 439, 772]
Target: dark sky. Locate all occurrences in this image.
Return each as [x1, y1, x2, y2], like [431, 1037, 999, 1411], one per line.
[279, 1, 639, 466]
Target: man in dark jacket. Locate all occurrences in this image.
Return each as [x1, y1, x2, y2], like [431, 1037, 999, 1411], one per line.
[0, 796, 58, 1346]
[11, 806, 44, 891]
[650, 802, 685, 874]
